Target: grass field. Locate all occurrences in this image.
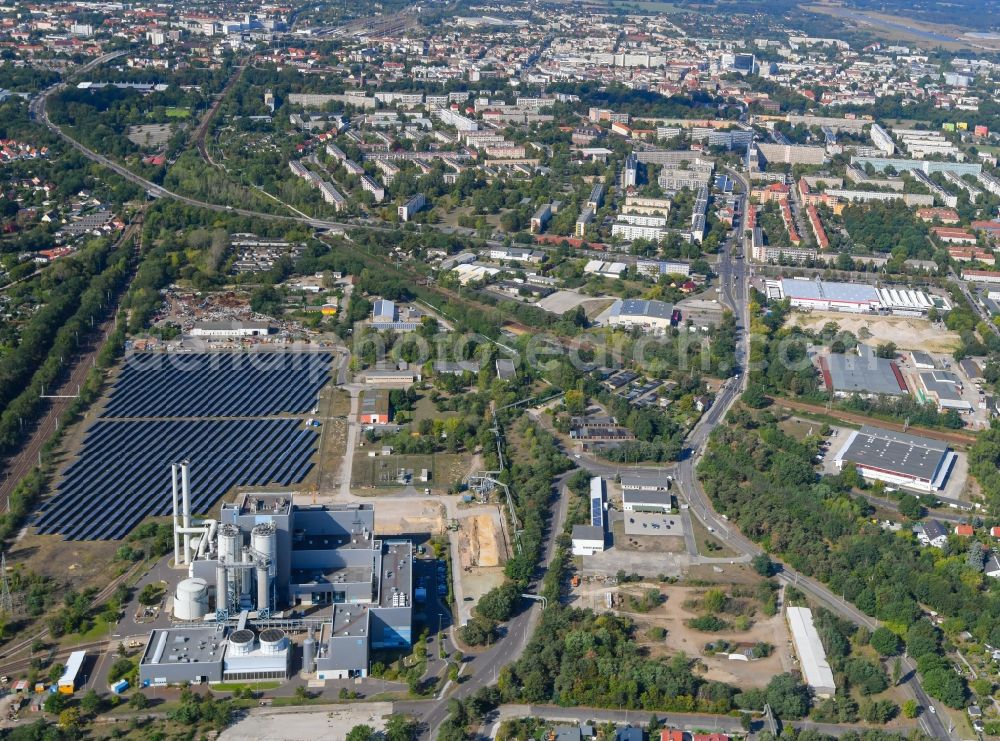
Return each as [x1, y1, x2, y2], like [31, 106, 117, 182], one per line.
[165, 107, 191, 118]
[351, 451, 469, 488]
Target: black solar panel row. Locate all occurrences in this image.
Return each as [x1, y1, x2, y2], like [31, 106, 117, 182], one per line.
[101, 353, 333, 418]
[37, 419, 318, 541]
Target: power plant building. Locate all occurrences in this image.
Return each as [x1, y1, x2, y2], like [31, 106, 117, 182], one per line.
[142, 493, 412, 686]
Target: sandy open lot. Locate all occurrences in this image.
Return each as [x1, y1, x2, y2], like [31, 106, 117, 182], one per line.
[219, 703, 393, 741]
[790, 312, 960, 353]
[623, 583, 793, 688]
[455, 508, 509, 611]
[372, 499, 446, 536]
[458, 513, 503, 569]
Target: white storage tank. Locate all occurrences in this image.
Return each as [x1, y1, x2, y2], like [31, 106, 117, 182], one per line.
[174, 578, 209, 621]
[217, 524, 240, 564]
[251, 523, 276, 575]
[302, 628, 316, 673]
[259, 628, 286, 654]
[228, 629, 255, 657]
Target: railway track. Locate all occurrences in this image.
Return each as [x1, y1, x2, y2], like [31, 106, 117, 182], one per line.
[0, 559, 145, 671]
[194, 63, 246, 166]
[767, 395, 978, 446]
[0, 221, 142, 512]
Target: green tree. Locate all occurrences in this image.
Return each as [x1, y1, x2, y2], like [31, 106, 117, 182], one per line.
[703, 589, 727, 613]
[870, 627, 902, 656]
[346, 725, 375, 741]
[875, 342, 897, 359]
[80, 689, 102, 716]
[752, 553, 773, 576]
[385, 714, 418, 741]
[765, 673, 810, 718]
[475, 581, 521, 622]
[58, 707, 81, 731]
[902, 699, 919, 718]
[129, 691, 149, 710]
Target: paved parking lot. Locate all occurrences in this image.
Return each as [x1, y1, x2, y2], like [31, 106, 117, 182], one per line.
[623, 510, 684, 537]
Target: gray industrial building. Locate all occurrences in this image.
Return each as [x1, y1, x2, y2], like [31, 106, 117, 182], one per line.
[818, 345, 908, 398]
[141, 494, 412, 686]
[139, 616, 292, 686]
[833, 425, 956, 492]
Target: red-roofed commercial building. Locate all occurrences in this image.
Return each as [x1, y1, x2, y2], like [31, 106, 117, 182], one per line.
[751, 182, 789, 204]
[780, 200, 801, 245]
[972, 221, 1000, 240]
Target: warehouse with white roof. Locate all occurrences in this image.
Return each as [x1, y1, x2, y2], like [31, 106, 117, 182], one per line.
[786, 606, 837, 698]
[768, 278, 948, 315]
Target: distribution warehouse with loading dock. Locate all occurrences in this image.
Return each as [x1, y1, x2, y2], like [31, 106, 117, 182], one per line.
[139, 481, 411, 686]
[833, 425, 956, 492]
[765, 277, 949, 315]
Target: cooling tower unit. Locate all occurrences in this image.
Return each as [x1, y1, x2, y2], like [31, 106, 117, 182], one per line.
[228, 629, 255, 657]
[174, 577, 209, 621]
[259, 628, 286, 654]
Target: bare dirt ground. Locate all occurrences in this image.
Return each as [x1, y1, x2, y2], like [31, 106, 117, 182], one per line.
[790, 312, 960, 353]
[219, 703, 393, 741]
[458, 514, 503, 569]
[537, 290, 615, 316]
[373, 500, 446, 536]
[622, 583, 793, 688]
[455, 508, 508, 606]
[9, 533, 126, 594]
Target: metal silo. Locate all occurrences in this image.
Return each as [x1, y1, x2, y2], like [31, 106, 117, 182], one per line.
[251, 523, 276, 574]
[217, 524, 240, 564]
[302, 627, 316, 674]
[215, 564, 228, 613]
[173, 578, 209, 621]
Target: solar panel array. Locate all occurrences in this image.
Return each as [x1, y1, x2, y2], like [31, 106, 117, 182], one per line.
[38, 419, 317, 540]
[101, 353, 333, 417]
[591, 495, 604, 528]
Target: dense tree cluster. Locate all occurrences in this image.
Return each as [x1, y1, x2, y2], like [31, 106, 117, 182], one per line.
[499, 607, 739, 712]
[698, 408, 972, 707]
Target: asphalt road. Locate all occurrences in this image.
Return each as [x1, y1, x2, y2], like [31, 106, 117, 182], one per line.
[493, 703, 920, 738]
